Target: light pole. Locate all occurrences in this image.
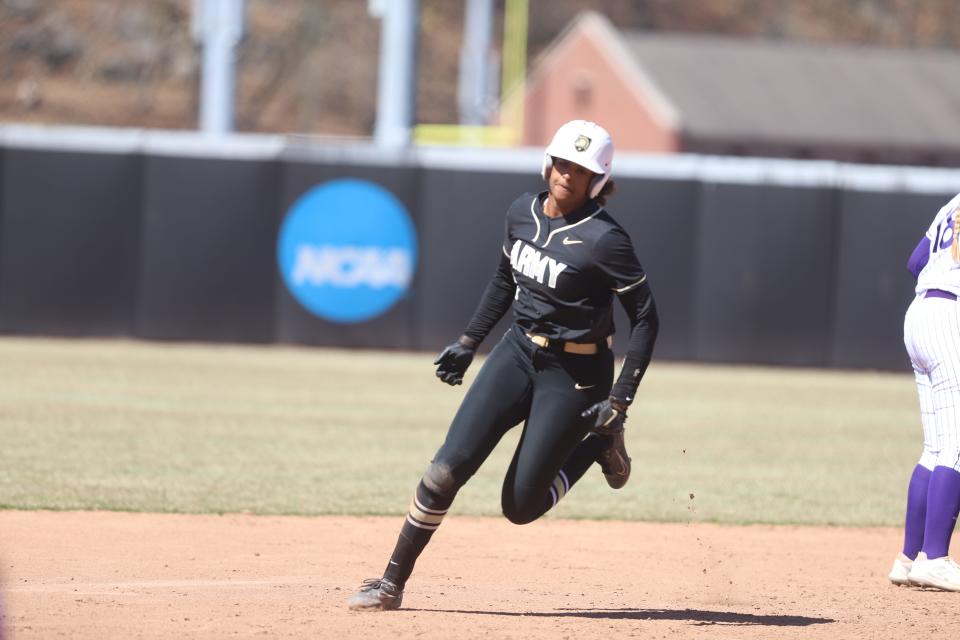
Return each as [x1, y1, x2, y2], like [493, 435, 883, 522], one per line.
[193, 0, 246, 135]
[369, 0, 419, 148]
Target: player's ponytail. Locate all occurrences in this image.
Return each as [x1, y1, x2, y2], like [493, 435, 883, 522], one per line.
[952, 214, 960, 263]
[595, 179, 617, 207]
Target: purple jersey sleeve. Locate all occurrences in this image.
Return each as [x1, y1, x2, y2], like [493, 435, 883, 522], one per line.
[907, 236, 930, 279]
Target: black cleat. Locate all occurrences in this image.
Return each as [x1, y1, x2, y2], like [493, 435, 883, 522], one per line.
[347, 578, 404, 611]
[596, 427, 631, 489]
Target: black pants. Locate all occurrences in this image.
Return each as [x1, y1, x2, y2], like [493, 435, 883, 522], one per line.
[434, 323, 613, 523]
[382, 324, 615, 587]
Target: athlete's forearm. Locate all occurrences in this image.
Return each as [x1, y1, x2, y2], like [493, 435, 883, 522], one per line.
[463, 252, 516, 345]
[611, 284, 659, 404]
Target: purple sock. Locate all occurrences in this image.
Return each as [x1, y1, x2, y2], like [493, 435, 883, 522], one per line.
[922, 466, 960, 559]
[903, 464, 932, 558]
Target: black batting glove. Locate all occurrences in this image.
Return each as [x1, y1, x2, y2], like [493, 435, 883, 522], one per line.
[581, 396, 629, 434]
[433, 336, 477, 386]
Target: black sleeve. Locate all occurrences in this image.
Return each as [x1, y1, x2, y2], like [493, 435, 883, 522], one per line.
[611, 282, 659, 404]
[462, 249, 516, 345]
[594, 227, 659, 404]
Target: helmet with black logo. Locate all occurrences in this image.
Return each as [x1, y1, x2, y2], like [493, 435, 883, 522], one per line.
[540, 120, 614, 199]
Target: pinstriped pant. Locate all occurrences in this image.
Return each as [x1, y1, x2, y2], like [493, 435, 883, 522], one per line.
[904, 294, 960, 472]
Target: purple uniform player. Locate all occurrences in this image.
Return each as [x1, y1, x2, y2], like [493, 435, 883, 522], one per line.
[890, 192, 960, 591]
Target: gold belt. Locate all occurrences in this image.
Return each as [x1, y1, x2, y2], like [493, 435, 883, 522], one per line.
[525, 333, 611, 355]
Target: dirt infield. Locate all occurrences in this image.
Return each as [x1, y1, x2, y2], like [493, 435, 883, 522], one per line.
[1, 511, 957, 639]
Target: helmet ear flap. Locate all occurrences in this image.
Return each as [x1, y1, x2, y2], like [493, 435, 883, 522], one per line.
[541, 153, 552, 181]
[589, 173, 609, 200]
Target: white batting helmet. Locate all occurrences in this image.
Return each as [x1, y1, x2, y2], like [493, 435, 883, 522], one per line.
[540, 120, 614, 199]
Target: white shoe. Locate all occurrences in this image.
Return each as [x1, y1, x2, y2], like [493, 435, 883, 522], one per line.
[888, 553, 913, 586]
[908, 553, 960, 591]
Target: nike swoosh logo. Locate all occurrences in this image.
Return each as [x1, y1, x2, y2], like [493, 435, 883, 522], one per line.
[574, 383, 595, 390]
[562, 237, 583, 245]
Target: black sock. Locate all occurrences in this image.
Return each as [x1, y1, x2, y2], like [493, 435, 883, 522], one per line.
[382, 479, 455, 588]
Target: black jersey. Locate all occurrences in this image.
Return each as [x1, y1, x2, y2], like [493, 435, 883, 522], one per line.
[463, 192, 659, 404]
[502, 192, 647, 342]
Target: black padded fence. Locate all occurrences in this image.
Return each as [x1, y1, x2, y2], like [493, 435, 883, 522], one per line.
[0, 147, 142, 336]
[273, 160, 422, 350]
[0, 133, 956, 372]
[691, 182, 839, 367]
[609, 177, 700, 361]
[414, 168, 542, 352]
[137, 154, 280, 343]
[830, 189, 954, 370]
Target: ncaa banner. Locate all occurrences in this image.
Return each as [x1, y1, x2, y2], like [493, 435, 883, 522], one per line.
[277, 179, 418, 323]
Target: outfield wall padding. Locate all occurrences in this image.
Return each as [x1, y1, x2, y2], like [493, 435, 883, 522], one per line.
[414, 169, 542, 352]
[0, 148, 141, 335]
[0, 135, 955, 372]
[691, 183, 838, 366]
[137, 155, 279, 343]
[273, 161, 422, 350]
[830, 189, 952, 370]
[608, 178, 700, 361]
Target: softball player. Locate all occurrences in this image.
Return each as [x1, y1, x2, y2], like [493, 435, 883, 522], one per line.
[890, 191, 960, 591]
[347, 120, 659, 611]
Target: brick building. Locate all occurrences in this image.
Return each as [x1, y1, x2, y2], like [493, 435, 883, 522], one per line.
[522, 12, 960, 166]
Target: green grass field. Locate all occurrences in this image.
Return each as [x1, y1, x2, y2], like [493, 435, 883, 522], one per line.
[0, 337, 919, 526]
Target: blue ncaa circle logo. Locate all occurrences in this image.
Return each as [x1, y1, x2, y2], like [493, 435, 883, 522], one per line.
[277, 178, 418, 323]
